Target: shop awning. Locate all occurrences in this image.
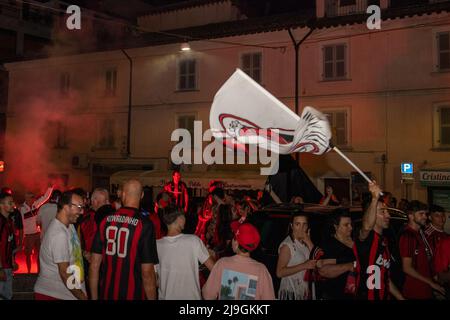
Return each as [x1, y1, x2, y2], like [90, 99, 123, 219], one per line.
[110, 170, 267, 190]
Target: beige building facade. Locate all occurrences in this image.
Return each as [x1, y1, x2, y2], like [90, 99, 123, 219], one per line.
[4, 0, 450, 209]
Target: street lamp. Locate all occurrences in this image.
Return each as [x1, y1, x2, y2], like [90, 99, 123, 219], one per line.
[288, 22, 315, 162]
[180, 42, 191, 52]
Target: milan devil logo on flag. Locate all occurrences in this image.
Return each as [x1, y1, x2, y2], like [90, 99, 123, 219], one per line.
[210, 69, 332, 155]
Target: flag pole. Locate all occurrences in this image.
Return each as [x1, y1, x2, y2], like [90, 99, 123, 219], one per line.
[332, 144, 384, 196]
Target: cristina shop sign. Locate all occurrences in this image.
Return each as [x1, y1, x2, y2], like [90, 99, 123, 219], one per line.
[420, 170, 450, 186]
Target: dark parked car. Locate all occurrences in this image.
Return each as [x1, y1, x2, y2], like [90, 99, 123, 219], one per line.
[247, 203, 408, 297]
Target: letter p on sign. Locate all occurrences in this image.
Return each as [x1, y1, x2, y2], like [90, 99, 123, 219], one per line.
[401, 163, 413, 174]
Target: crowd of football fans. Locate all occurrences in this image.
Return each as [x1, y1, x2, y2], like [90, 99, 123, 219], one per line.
[0, 170, 449, 300]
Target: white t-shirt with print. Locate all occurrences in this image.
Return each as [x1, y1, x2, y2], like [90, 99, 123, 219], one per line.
[34, 219, 86, 300]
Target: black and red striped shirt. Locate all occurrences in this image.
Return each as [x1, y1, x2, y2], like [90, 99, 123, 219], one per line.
[0, 214, 14, 269]
[92, 207, 158, 300]
[79, 209, 97, 252]
[354, 230, 391, 300]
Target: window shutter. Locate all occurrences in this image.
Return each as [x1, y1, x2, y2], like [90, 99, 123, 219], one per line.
[323, 45, 347, 79]
[253, 53, 261, 69]
[324, 46, 334, 78]
[335, 112, 347, 145]
[178, 115, 196, 147]
[324, 111, 348, 146]
[188, 60, 196, 74]
[438, 33, 450, 70]
[241, 53, 262, 83]
[178, 59, 196, 90]
[441, 107, 450, 145]
[242, 54, 251, 70]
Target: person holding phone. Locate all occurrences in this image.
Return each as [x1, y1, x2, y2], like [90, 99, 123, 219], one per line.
[276, 212, 317, 300]
[320, 186, 340, 206]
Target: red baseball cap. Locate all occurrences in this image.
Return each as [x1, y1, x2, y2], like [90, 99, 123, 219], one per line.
[231, 222, 260, 252]
[1, 187, 12, 195]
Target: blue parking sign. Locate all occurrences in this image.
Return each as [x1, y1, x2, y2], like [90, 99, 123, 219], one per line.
[401, 163, 413, 174]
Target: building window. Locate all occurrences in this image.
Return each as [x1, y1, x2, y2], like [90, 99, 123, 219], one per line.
[178, 59, 197, 91]
[340, 0, 356, 6]
[323, 110, 349, 147]
[60, 72, 70, 95]
[177, 114, 196, 148]
[97, 119, 115, 149]
[434, 105, 450, 147]
[323, 44, 347, 80]
[437, 32, 450, 71]
[241, 52, 262, 83]
[105, 68, 117, 95]
[50, 121, 67, 149]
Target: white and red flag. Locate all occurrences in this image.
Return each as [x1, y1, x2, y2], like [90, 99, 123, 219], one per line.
[210, 69, 332, 155]
[210, 69, 378, 191]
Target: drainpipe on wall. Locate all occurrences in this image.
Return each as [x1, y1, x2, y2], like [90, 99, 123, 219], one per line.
[381, 153, 387, 190]
[121, 49, 133, 159]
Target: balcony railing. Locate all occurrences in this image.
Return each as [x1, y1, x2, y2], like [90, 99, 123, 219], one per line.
[325, 0, 380, 17]
[392, 0, 445, 7]
[325, 0, 450, 17]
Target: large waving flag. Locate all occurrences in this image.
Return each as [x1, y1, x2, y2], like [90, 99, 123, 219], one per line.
[210, 69, 332, 155]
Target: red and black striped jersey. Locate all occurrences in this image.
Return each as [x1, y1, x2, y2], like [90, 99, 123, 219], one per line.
[354, 230, 391, 300]
[92, 207, 158, 300]
[79, 209, 97, 253]
[0, 214, 14, 269]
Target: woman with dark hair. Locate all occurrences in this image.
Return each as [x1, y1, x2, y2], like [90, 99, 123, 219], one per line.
[317, 208, 356, 300]
[236, 200, 251, 223]
[276, 212, 317, 300]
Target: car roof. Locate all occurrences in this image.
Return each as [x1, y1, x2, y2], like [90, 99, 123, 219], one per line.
[257, 203, 407, 217]
[257, 203, 363, 215]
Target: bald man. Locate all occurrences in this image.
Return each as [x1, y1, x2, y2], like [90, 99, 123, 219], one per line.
[90, 188, 114, 226]
[89, 180, 158, 300]
[79, 189, 114, 272]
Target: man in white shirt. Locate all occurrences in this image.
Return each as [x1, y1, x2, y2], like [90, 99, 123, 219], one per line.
[20, 187, 53, 273]
[37, 190, 62, 240]
[156, 206, 214, 300]
[34, 190, 87, 300]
